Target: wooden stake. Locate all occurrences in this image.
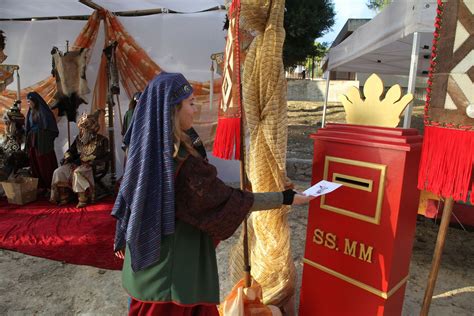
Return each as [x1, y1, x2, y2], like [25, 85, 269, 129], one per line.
[420, 197, 454, 316]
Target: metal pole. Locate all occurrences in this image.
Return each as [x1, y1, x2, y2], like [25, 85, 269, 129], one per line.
[210, 61, 214, 111]
[321, 71, 330, 128]
[420, 197, 454, 316]
[403, 32, 420, 128]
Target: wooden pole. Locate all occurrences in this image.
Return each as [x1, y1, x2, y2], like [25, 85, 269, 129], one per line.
[15, 67, 21, 108]
[420, 197, 454, 316]
[115, 94, 123, 131]
[239, 94, 251, 288]
[78, 0, 103, 11]
[107, 94, 116, 185]
[67, 121, 71, 148]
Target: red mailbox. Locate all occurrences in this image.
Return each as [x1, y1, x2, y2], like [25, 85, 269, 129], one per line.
[299, 123, 423, 316]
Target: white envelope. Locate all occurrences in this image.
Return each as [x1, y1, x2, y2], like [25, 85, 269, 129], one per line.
[303, 180, 342, 197]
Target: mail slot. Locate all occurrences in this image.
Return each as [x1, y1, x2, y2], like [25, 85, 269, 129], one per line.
[299, 123, 423, 316]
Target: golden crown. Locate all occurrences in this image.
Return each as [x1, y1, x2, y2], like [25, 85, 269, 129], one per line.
[339, 73, 414, 128]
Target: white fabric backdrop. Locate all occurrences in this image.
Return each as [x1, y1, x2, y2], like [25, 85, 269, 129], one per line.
[0, 11, 242, 181]
[0, 0, 93, 19]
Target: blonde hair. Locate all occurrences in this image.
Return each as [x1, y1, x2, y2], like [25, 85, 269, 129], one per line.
[172, 103, 198, 159]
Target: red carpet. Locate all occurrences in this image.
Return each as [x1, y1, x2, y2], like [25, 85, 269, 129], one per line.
[0, 196, 123, 270]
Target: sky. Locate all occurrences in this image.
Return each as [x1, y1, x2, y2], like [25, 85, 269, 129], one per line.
[317, 0, 377, 46]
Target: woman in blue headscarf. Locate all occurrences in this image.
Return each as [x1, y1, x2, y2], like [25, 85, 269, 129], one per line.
[25, 91, 59, 190]
[112, 72, 313, 315]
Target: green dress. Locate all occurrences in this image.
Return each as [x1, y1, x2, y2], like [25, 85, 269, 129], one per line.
[122, 220, 219, 304]
[121, 150, 254, 305]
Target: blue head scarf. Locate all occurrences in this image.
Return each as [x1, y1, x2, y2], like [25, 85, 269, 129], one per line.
[25, 91, 59, 136]
[112, 72, 193, 272]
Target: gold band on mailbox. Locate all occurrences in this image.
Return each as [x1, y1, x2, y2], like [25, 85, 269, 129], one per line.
[303, 257, 408, 299]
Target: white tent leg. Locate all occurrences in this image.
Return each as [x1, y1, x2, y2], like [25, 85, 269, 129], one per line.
[403, 31, 420, 128]
[321, 71, 330, 128]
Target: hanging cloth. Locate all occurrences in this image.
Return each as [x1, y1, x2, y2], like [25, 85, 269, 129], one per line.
[212, 0, 243, 160]
[418, 0, 474, 203]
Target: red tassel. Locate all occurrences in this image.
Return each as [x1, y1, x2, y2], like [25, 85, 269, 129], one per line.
[418, 126, 474, 203]
[212, 117, 241, 160]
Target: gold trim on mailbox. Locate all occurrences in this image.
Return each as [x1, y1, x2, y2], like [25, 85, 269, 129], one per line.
[332, 172, 373, 192]
[321, 156, 387, 225]
[303, 258, 408, 299]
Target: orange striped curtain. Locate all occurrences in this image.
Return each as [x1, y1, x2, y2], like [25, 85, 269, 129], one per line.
[104, 11, 162, 97]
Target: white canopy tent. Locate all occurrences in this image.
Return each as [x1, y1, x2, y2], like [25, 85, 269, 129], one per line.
[0, 0, 243, 181]
[0, 0, 225, 19]
[323, 0, 436, 128]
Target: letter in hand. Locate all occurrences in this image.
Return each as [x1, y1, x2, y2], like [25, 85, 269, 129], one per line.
[303, 180, 342, 197]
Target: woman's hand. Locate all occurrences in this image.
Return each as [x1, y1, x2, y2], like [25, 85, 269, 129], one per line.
[114, 249, 125, 259]
[292, 193, 315, 205]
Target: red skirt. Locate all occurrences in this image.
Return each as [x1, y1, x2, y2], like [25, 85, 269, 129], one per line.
[129, 299, 219, 316]
[28, 147, 58, 189]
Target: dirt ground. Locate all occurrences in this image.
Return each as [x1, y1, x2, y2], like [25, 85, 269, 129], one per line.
[286, 100, 426, 160]
[1, 101, 473, 315]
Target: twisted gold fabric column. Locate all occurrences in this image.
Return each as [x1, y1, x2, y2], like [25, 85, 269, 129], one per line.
[242, 0, 294, 306]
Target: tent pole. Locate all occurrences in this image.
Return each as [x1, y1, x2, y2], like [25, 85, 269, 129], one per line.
[209, 60, 214, 111]
[115, 94, 123, 131]
[79, 0, 103, 11]
[321, 71, 330, 128]
[15, 67, 21, 108]
[403, 31, 420, 128]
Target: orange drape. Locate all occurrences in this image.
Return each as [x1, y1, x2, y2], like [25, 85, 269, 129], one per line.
[0, 11, 101, 130]
[97, 11, 221, 147]
[1, 10, 221, 147]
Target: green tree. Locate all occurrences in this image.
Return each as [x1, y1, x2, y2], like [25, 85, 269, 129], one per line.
[366, 0, 391, 12]
[304, 42, 328, 78]
[283, 0, 335, 68]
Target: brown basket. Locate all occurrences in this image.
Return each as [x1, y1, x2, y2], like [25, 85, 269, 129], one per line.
[1, 177, 38, 205]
